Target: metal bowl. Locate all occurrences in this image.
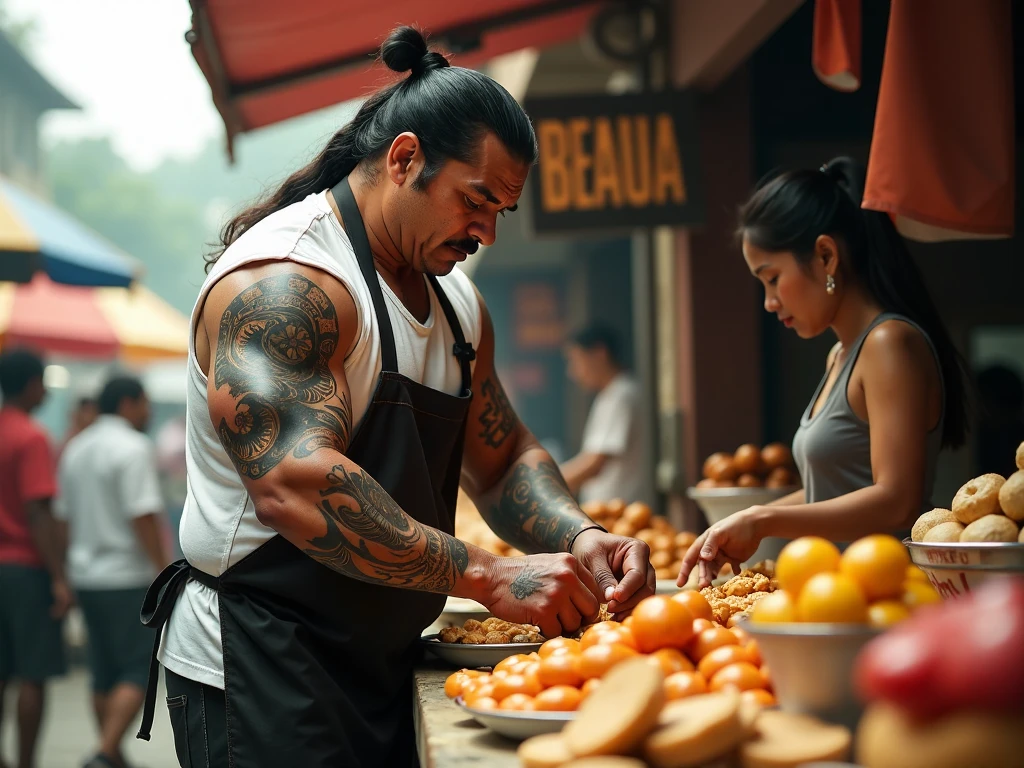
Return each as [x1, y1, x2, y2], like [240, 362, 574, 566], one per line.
[420, 634, 542, 669]
[436, 596, 491, 628]
[742, 620, 881, 731]
[904, 539, 1024, 599]
[453, 697, 573, 740]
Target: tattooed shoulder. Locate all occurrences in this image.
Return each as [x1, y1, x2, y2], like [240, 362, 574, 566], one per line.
[214, 273, 352, 479]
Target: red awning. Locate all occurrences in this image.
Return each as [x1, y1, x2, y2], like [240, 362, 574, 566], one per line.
[188, 0, 603, 154]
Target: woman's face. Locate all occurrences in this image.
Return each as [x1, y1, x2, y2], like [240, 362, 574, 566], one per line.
[742, 237, 838, 339]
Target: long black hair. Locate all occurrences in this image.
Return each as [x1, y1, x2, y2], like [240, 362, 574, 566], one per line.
[207, 26, 537, 270]
[738, 156, 969, 449]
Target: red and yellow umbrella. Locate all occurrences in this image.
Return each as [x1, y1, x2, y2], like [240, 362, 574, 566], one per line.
[0, 274, 189, 364]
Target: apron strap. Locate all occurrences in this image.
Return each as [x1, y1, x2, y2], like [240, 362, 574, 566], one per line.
[427, 274, 475, 394]
[136, 560, 221, 742]
[330, 176, 400, 373]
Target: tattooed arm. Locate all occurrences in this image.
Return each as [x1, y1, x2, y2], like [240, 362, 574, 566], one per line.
[461, 293, 656, 613]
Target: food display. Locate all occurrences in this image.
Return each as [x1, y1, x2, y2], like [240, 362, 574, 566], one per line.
[695, 443, 799, 490]
[579, 501, 698, 581]
[749, 535, 937, 628]
[854, 577, 1024, 768]
[513, 658, 850, 768]
[439, 617, 544, 645]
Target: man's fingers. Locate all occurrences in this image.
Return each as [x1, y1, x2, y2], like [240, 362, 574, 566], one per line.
[676, 534, 706, 587]
[557, 604, 584, 635]
[611, 543, 651, 604]
[574, 558, 608, 605]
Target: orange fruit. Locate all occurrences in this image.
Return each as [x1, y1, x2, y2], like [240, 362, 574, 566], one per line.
[760, 664, 773, 690]
[663, 671, 708, 700]
[741, 689, 777, 707]
[466, 695, 498, 710]
[710, 662, 765, 693]
[577, 642, 639, 680]
[580, 678, 602, 699]
[460, 676, 492, 699]
[533, 685, 583, 712]
[492, 672, 542, 701]
[903, 580, 941, 609]
[494, 654, 532, 675]
[697, 644, 752, 681]
[905, 564, 929, 583]
[867, 600, 911, 629]
[539, 637, 581, 658]
[730, 627, 750, 644]
[797, 573, 869, 623]
[462, 679, 497, 705]
[622, 616, 635, 631]
[744, 640, 762, 667]
[776, 537, 842, 595]
[630, 595, 695, 653]
[579, 621, 623, 650]
[537, 653, 584, 688]
[585, 627, 638, 651]
[498, 693, 536, 711]
[687, 626, 739, 662]
[749, 590, 798, 624]
[840, 535, 911, 601]
[645, 648, 694, 677]
[690, 618, 714, 638]
[445, 672, 469, 699]
[671, 590, 713, 622]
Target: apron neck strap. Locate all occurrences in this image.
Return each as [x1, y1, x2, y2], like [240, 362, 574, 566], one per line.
[427, 274, 475, 394]
[331, 176, 399, 373]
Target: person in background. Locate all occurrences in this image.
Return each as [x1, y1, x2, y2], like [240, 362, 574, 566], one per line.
[57, 397, 98, 461]
[561, 325, 648, 506]
[56, 376, 169, 768]
[974, 364, 1024, 478]
[0, 348, 70, 768]
[680, 157, 969, 587]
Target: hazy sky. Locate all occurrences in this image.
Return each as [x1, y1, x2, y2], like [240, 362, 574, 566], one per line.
[9, 0, 221, 170]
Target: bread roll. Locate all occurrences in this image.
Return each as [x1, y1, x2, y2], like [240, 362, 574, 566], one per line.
[760, 443, 792, 471]
[911, 508, 956, 542]
[644, 692, 744, 768]
[737, 473, 763, 488]
[733, 444, 763, 475]
[518, 733, 574, 768]
[923, 521, 964, 542]
[1017, 440, 1024, 472]
[959, 514, 1019, 543]
[997, 470, 1024, 522]
[739, 710, 851, 768]
[952, 474, 1005, 524]
[703, 452, 732, 480]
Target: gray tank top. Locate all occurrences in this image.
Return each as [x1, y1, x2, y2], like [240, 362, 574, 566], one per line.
[792, 313, 945, 517]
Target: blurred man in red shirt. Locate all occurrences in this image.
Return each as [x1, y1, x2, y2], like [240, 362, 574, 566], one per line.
[0, 348, 70, 768]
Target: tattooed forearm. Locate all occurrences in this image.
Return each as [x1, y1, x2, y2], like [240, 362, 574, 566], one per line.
[509, 569, 543, 600]
[478, 376, 518, 449]
[302, 464, 469, 593]
[484, 459, 592, 554]
[213, 274, 352, 478]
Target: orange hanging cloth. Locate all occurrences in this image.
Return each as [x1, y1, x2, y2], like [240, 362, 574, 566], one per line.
[813, 0, 861, 92]
[863, 0, 1014, 242]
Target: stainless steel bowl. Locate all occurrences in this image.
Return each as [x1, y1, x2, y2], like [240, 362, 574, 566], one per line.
[743, 621, 880, 731]
[420, 634, 542, 669]
[904, 539, 1024, 599]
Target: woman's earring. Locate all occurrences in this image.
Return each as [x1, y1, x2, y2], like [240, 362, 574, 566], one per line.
[826, 275, 836, 295]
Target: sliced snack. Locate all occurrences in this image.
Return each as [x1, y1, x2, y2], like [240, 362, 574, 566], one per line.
[951, 474, 1005, 524]
[997, 470, 1024, 522]
[643, 691, 744, 768]
[517, 733, 575, 768]
[910, 508, 956, 542]
[561, 759, 648, 768]
[563, 658, 664, 758]
[959, 514, 1019, 543]
[923, 521, 964, 543]
[739, 710, 851, 768]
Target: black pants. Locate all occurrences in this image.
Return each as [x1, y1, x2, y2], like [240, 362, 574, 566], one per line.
[164, 668, 228, 768]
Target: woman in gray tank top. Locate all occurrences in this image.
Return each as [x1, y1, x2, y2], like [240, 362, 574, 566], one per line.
[679, 157, 969, 588]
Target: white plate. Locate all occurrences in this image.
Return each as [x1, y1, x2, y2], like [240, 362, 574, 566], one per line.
[420, 634, 542, 668]
[455, 697, 574, 740]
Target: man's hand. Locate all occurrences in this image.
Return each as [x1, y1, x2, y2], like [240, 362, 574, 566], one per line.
[50, 578, 73, 619]
[481, 553, 603, 638]
[570, 529, 655, 616]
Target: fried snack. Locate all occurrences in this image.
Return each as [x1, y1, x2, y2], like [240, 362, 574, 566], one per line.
[563, 759, 648, 768]
[513, 632, 544, 643]
[911, 508, 957, 542]
[923, 521, 965, 543]
[439, 617, 542, 644]
[518, 733, 575, 768]
[952, 474, 1005, 524]
[700, 569, 777, 626]
[482, 617, 515, 632]
[461, 632, 486, 644]
[439, 626, 465, 643]
[739, 710, 851, 768]
[997, 470, 1024, 522]
[959, 515, 1019, 543]
[644, 692, 745, 768]
[564, 658, 664, 757]
[463, 619, 485, 633]
[484, 631, 512, 644]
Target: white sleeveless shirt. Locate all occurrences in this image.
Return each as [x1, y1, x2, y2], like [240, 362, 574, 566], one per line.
[159, 191, 482, 688]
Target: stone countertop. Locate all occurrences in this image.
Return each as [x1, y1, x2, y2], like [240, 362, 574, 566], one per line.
[413, 662, 521, 768]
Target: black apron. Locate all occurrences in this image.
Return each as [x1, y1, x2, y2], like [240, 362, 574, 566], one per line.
[137, 177, 475, 767]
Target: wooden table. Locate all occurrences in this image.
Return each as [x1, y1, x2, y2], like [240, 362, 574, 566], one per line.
[414, 663, 520, 768]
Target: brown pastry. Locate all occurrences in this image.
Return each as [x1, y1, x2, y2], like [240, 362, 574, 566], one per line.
[952, 474, 1006, 524]
[997, 470, 1024, 522]
[911, 508, 957, 542]
[959, 514, 1019, 543]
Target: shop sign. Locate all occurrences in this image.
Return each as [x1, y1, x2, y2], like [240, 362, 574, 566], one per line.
[523, 91, 704, 235]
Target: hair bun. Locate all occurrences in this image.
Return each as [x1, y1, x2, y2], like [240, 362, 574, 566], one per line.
[380, 26, 449, 77]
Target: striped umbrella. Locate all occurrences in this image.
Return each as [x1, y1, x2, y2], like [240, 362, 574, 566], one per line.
[0, 273, 188, 364]
[0, 175, 139, 287]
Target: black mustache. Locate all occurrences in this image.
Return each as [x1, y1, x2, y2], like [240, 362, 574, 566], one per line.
[445, 239, 479, 255]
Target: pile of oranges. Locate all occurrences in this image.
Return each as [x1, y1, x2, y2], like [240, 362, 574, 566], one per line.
[750, 534, 939, 628]
[444, 591, 774, 713]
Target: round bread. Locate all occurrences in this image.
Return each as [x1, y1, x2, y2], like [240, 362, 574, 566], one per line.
[706, 455, 739, 483]
[734, 444, 763, 475]
[1017, 441, 1024, 472]
[959, 514, 1019, 543]
[739, 710, 851, 768]
[911, 508, 956, 542]
[923, 521, 965, 543]
[952, 474, 1005, 524]
[518, 733, 575, 768]
[703, 452, 732, 480]
[563, 658, 664, 757]
[562, 759, 648, 768]
[644, 692, 744, 768]
[997, 471, 1024, 522]
[1019, 526, 1024, 544]
[761, 443, 792, 471]
[856, 701, 1023, 768]
[737, 473, 763, 488]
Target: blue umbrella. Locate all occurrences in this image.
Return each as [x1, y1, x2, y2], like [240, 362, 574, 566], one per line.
[0, 175, 140, 287]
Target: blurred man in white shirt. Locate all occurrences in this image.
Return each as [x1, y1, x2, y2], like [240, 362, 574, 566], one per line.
[561, 326, 649, 506]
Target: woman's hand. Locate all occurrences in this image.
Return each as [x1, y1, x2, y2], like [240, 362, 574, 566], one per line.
[676, 506, 766, 588]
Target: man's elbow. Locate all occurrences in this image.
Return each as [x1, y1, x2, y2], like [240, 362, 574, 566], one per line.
[251, 487, 295, 529]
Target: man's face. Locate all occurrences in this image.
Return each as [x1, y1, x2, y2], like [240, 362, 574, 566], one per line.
[566, 345, 603, 392]
[381, 132, 530, 277]
[25, 376, 46, 411]
[125, 394, 151, 433]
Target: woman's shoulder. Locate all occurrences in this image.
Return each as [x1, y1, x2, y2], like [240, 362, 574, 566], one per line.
[860, 317, 937, 377]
